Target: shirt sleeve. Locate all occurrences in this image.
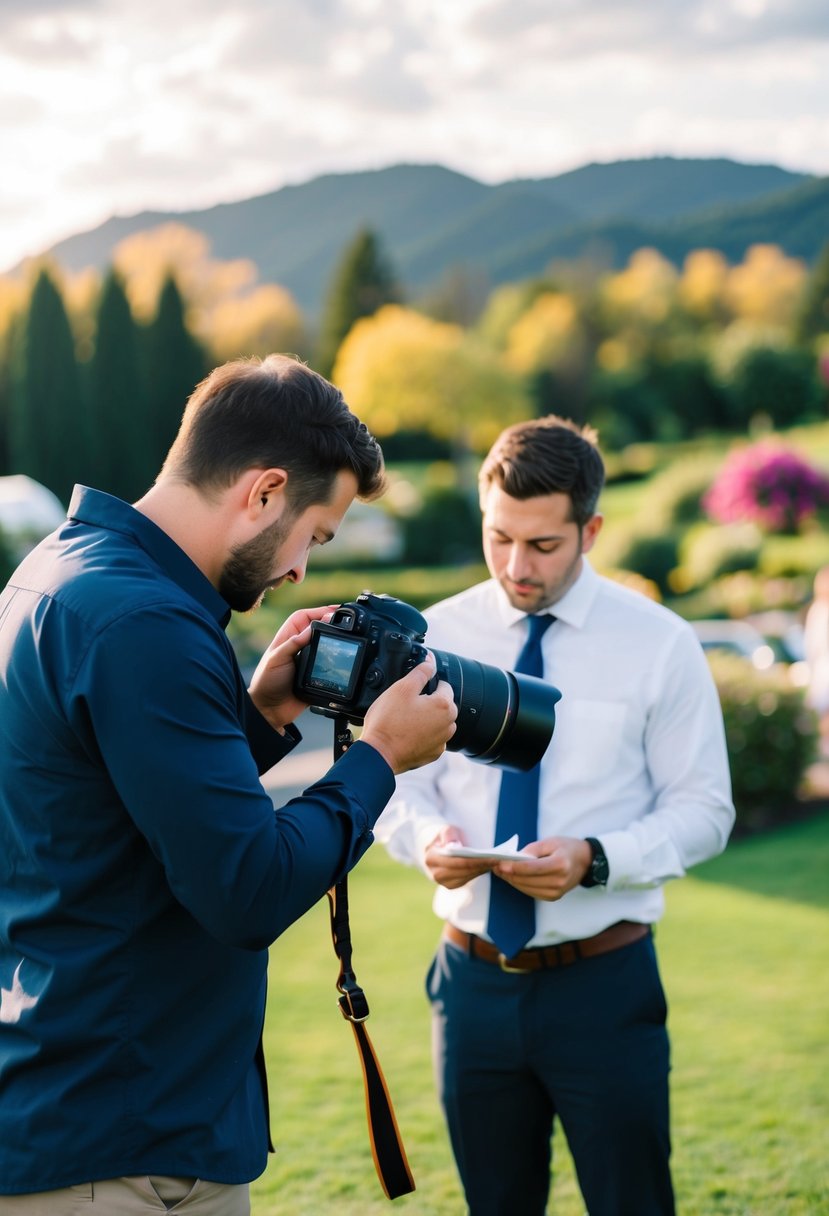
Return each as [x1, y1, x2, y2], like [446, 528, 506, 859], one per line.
[242, 692, 301, 775]
[600, 625, 735, 891]
[69, 602, 395, 950]
[373, 752, 452, 875]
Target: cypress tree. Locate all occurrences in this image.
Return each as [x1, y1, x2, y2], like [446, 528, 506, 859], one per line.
[87, 269, 152, 501]
[145, 274, 207, 475]
[315, 229, 399, 378]
[10, 268, 87, 505]
[0, 316, 19, 477]
[794, 241, 829, 346]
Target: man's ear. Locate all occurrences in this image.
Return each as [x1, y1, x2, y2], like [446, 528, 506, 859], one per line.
[245, 468, 289, 519]
[581, 513, 603, 554]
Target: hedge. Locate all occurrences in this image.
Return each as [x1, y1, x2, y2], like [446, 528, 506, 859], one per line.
[707, 651, 818, 833]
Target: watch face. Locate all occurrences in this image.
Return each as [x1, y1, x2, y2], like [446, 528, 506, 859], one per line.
[592, 853, 609, 884]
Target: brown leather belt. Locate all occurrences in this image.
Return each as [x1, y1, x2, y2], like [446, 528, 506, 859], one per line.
[443, 920, 650, 973]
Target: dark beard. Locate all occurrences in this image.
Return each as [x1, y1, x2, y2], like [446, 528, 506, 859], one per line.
[218, 515, 291, 612]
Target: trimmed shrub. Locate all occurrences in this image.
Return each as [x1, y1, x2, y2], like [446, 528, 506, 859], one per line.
[674, 570, 811, 620]
[708, 651, 818, 832]
[726, 346, 824, 429]
[675, 521, 763, 590]
[639, 454, 723, 530]
[399, 485, 481, 566]
[759, 531, 829, 578]
[596, 524, 679, 595]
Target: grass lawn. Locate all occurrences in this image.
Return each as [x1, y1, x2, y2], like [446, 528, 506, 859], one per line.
[251, 812, 829, 1215]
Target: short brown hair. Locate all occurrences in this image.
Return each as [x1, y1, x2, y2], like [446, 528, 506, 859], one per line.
[161, 354, 385, 510]
[479, 416, 604, 528]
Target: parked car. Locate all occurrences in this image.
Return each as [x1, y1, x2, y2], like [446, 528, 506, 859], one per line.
[691, 617, 809, 686]
[691, 619, 777, 670]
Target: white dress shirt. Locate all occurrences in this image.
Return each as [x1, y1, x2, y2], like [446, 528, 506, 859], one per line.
[374, 560, 735, 945]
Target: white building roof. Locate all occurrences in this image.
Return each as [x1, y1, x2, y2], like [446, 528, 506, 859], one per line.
[0, 475, 65, 536]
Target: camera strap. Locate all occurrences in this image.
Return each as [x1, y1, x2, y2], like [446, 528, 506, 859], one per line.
[326, 717, 416, 1201]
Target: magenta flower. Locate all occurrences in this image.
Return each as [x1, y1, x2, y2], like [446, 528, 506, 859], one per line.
[703, 441, 829, 533]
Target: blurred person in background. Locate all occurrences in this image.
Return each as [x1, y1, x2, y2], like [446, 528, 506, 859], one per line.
[375, 415, 734, 1216]
[0, 355, 456, 1215]
[804, 564, 829, 755]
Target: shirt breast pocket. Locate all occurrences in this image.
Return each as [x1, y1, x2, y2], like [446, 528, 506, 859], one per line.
[551, 698, 627, 784]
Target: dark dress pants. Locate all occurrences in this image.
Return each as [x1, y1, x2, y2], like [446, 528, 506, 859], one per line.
[427, 931, 675, 1216]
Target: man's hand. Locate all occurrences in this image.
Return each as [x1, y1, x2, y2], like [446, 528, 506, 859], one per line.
[491, 836, 593, 902]
[248, 605, 339, 730]
[361, 652, 457, 775]
[424, 825, 497, 889]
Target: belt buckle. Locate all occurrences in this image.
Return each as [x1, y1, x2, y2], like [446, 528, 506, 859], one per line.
[497, 952, 532, 974]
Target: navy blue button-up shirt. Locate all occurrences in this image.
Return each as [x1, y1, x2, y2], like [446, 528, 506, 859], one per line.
[0, 487, 394, 1193]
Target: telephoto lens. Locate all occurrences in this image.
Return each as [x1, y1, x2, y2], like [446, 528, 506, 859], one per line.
[431, 649, 560, 772]
[294, 593, 561, 772]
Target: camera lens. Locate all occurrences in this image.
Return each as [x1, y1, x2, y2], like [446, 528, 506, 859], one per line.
[432, 651, 560, 772]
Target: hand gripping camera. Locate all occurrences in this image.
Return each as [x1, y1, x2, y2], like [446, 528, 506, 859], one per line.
[293, 592, 561, 772]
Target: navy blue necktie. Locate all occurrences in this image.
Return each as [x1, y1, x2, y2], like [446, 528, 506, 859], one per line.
[486, 613, 555, 958]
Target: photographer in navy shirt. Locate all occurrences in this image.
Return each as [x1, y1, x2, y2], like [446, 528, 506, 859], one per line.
[0, 355, 457, 1214]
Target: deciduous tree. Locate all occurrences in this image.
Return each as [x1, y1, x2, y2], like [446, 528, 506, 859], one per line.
[333, 304, 531, 457]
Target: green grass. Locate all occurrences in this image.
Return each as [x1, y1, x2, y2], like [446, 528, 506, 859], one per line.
[251, 812, 829, 1214]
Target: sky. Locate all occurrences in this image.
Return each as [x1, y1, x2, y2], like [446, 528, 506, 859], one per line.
[1, 0, 828, 273]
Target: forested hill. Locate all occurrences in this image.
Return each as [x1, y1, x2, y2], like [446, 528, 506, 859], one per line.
[32, 157, 820, 319]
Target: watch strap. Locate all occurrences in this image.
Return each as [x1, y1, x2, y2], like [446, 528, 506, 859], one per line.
[580, 836, 609, 888]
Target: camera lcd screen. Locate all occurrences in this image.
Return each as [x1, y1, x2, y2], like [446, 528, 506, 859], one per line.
[308, 633, 363, 697]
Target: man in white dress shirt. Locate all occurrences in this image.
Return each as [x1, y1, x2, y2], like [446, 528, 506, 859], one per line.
[374, 416, 735, 1216]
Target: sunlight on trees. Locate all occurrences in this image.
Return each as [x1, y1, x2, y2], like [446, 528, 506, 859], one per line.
[505, 292, 586, 376]
[678, 250, 730, 321]
[601, 249, 679, 325]
[476, 282, 546, 350]
[0, 215, 825, 511]
[723, 244, 806, 327]
[0, 276, 26, 342]
[333, 304, 531, 451]
[208, 286, 305, 362]
[110, 223, 306, 359]
[113, 224, 253, 321]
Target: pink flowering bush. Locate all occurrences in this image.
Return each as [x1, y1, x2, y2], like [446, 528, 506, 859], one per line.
[703, 442, 829, 534]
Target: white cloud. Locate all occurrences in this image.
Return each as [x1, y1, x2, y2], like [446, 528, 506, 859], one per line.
[0, 0, 827, 271]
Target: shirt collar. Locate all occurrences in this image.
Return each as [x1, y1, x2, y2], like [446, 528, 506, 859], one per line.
[492, 557, 600, 634]
[67, 485, 232, 628]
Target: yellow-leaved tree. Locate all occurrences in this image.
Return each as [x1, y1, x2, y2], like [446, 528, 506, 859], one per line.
[678, 249, 730, 323]
[111, 223, 306, 359]
[505, 292, 586, 376]
[332, 305, 532, 456]
[600, 248, 679, 328]
[723, 244, 806, 327]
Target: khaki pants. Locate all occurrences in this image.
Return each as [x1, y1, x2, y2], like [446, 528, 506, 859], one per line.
[0, 1176, 250, 1214]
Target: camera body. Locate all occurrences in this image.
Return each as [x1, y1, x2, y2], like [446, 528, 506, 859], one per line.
[294, 591, 561, 772]
[294, 592, 431, 720]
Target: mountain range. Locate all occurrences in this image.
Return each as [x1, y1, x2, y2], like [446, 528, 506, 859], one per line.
[30, 157, 828, 321]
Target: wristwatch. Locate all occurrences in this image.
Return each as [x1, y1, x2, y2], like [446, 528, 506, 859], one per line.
[580, 837, 609, 888]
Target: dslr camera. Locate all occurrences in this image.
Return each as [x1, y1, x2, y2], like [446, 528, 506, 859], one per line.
[293, 592, 560, 772]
